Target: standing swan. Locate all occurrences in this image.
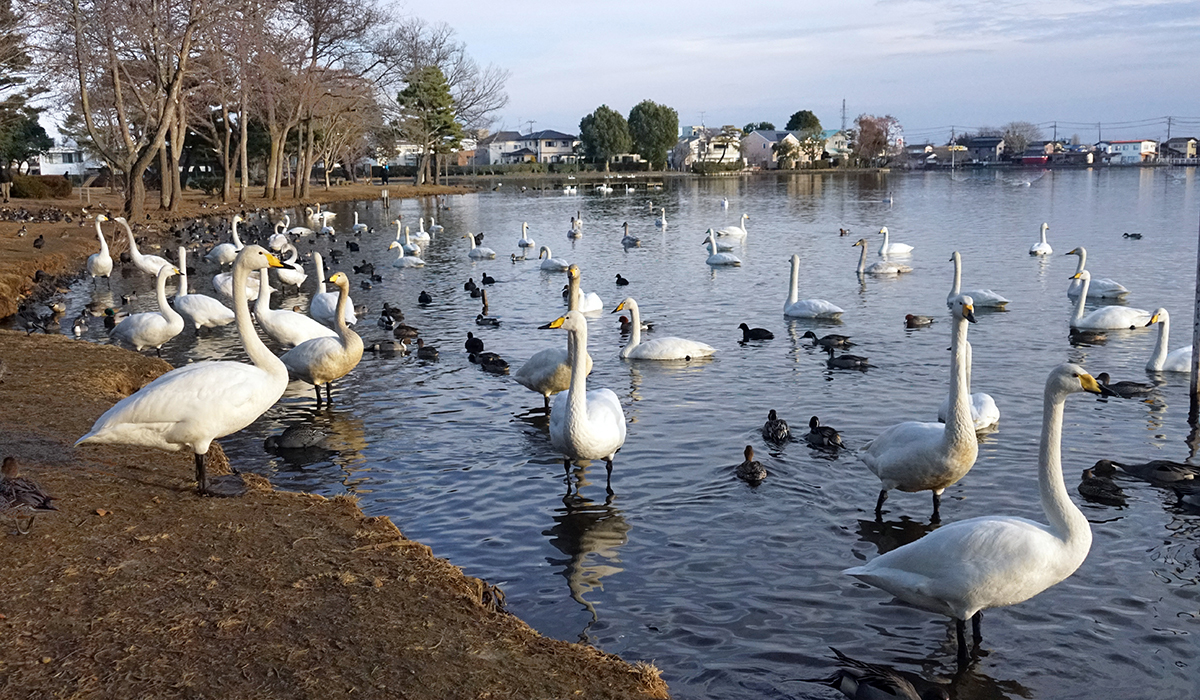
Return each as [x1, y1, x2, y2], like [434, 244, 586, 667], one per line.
[174, 247, 234, 331]
[116, 216, 171, 275]
[859, 296, 978, 522]
[611, 297, 716, 360]
[948, 251, 1009, 308]
[784, 254, 844, 318]
[77, 246, 288, 495]
[854, 238, 911, 276]
[1069, 271, 1151, 330]
[110, 264, 185, 355]
[309, 252, 357, 327]
[877, 227, 913, 256]
[281, 272, 364, 406]
[1065, 247, 1128, 299]
[86, 214, 113, 285]
[1029, 223, 1053, 255]
[1144, 309, 1193, 372]
[204, 215, 245, 265]
[846, 364, 1104, 664]
[540, 310, 626, 476]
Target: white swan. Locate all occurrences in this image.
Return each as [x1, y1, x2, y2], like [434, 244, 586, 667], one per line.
[859, 296, 978, 521]
[948, 251, 1009, 308]
[1145, 308, 1193, 372]
[408, 218, 430, 243]
[784, 254, 843, 318]
[514, 267, 596, 408]
[428, 217, 444, 234]
[77, 246, 289, 494]
[877, 227, 913, 256]
[854, 238, 911, 275]
[703, 231, 742, 266]
[564, 263, 603, 314]
[212, 268, 271, 301]
[308, 252, 357, 327]
[463, 233, 497, 259]
[391, 220, 420, 254]
[716, 213, 749, 239]
[612, 297, 715, 360]
[539, 245, 570, 271]
[846, 363, 1102, 663]
[654, 208, 667, 228]
[1029, 222, 1053, 255]
[620, 222, 641, 248]
[352, 212, 368, 233]
[1069, 271, 1151, 330]
[567, 216, 583, 239]
[1065, 247, 1128, 300]
[937, 340, 1001, 431]
[274, 243, 308, 289]
[287, 212, 314, 237]
[86, 215, 113, 284]
[388, 240, 426, 268]
[110, 263, 185, 354]
[517, 221, 536, 250]
[267, 220, 289, 251]
[204, 215, 244, 265]
[254, 267, 336, 347]
[704, 227, 736, 252]
[116, 216, 172, 276]
[541, 310, 626, 470]
[173, 247, 234, 331]
[281, 271, 364, 405]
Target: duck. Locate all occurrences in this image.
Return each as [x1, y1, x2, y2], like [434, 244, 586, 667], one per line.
[309, 252, 358, 327]
[738, 323, 773, 341]
[735, 446, 767, 483]
[174, 247, 235, 332]
[846, 363, 1104, 664]
[853, 238, 912, 275]
[806, 416, 843, 449]
[253, 268, 337, 347]
[784, 254, 844, 318]
[947, 251, 1009, 308]
[418, 290, 433, 305]
[716, 213, 749, 239]
[387, 240, 426, 268]
[858, 296, 978, 522]
[618, 315, 653, 334]
[612, 297, 715, 361]
[825, 346, 871, 369]
[877, 226, 913, 256]
[464, 233, 497, 259]
[392, 322, 420, 339]
[1065, 247, 1128, 299]
[475, 314, 500, 327]
[1078, 467, 1126, 507]
[416, 338, 439, 360]
[1091, 458, 1198, 485]
[1123, 232, 1143, 240]
[1144, 308, 1192, 372]
[481, 273, 496, 285]
[77, 246, 290, 494]
[539, 245, 570, 271]
[204, 215, 245, 265]
[936, 340, 1001, 432]
[465, 332, 484, 353]
[809, 647, 949, 700]
[620, 222, 641, 248]
[264, 424, 327, 451]
[905, 314, 936, 328]
[563, 264, 604, 314]
[540, 310, 626, 473]
[280, 271, 364, 406]
[1029, 222, 1053, 255]
[801, 330, 853, 348]
[615, 274, 629, 286]
[762, 410, 790, 443]
[470, 352, 509, 374]
[110, 264, 185, 355]
[116, 216, 172, 275]
[1095, 372, 1154, 398]
[0, 456, 58, 534]
[703, 231, 742, 266]
[275, 244, 308, 290]
[1069, 271, 1151, 330]
[517, 221, 536, 250]
[86, 214, 113, 285]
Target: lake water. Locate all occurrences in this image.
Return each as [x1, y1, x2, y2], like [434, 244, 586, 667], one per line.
[52, 168, 1200, 699]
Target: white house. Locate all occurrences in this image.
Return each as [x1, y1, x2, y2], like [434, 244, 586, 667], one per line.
[671, 126, 743, 170]
[1106, 139, 1157, 164]
[475, 130, 579, 165]
[741, 130, 801, 169]
[33, 140, 103, 177]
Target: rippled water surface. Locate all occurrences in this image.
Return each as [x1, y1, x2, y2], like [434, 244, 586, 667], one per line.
[54, 169, 1200, 698]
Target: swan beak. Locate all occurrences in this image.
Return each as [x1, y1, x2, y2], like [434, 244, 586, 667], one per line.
[611, 301, 626, 314]
[1079, 372, 1113, 396]
[539, 316, 566, 330]
[1146, 314, 1160, 326]
[964, 304, 976, 323]
[1069, 272, 1082, 280]
[265, 253, 285, 268]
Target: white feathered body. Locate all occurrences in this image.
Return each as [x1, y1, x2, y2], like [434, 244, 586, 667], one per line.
[175, 293, 234, 330]
[621, 337, 715, 361]
[860, 420, 977, 493]
[550, 387, 626, 461]
[310, 291, 357, 327]
[280, 333, 364, 387]
[513, 348, 594, 399]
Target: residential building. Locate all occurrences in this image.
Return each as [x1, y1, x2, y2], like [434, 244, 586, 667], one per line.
[671, 126, 743, 170]
[474, 130, 579, 165]
[1162, 137, 1197, 158]
[966, 136, 1005, 163]
[473, 130, 523, 165]
[1106, 139, 1157, 164]
[33, 139, 103, 177]
[742, 130, 801, 169]
[820, 129, 850, 159]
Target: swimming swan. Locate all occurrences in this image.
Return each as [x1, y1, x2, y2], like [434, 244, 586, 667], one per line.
[514, 268, 596, 408]
[948, 251, 1009, 308]
[110, 263, 185, 354]
[204, 215, 244, 265]
[464, 233, 497, 259]
[86, 215, 113, 284]
[877, 227, 913, 256]
[539, 245, 570, 271]
[253, 267, 337, 348]
[1069, 271, 1150, 330]
[784, 254, 844, 318]
[116, 216, 172, 276]
[77, 246, 289, 494]
[854, 238, 912, 276]
[308, 252, 357, 327]
[564, 263, 603, 314]
[174, 247, 234, 331]
[388, 240, 426, 268]
[846, 363, 1102, 663]
[280, 271, 364, 405]
[611, 297, 715, 360]
[859, 296, 978, 522]
[703, 231, 742, 266]
[517, 221, 536, 250]
[1029, 222, 1053, 255]
[1065, 247, 1128, 300]
[716, 213, 749, 239]
[1144, 308, 1193, 372]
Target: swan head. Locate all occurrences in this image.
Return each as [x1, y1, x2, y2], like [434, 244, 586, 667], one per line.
[1146, 308, 1169, 326]
[233, 215, 243, 223]
[1042, 222, 1049, 232]
[567, 264, 580, 281]
[328, 271, 349, 288]
[305, 207, 313, 215]
[539, 246, 550, 259]
[953, 295, 976, 323]
[388, 241, 401, 250]
[539, 309, 585, 331]
[1070, 270, 1091, 281]
[852, 238, 868, 248]
[611, 297, 636, 315]
[236, 245, 285, 271]
[96, 214, 108, 223]
[949, 251, 960, 263]
[1065, 247, 1081, 256]
[1049, 362, 1106, 397]
[879, 227, 888, 235]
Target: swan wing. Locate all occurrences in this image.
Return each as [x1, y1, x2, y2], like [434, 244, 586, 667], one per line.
[859, 421, 950, 487]
[628, 337, 715, 360]
[785, 299, 844, 318]
[1163, 345, 1193, 372]
[1075, 306, 1151, 330]
[176, 294, 235, 327]
[258, 309, 338, 347]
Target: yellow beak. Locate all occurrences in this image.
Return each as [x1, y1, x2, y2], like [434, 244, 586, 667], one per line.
[265, 253, 284, 268]
[539, 316, 567, 330]
[1079, 372, 1103, 394]
[612, 301, 626, 313]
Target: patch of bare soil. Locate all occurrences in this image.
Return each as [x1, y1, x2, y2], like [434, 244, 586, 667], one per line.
[0, 330, 670, 698]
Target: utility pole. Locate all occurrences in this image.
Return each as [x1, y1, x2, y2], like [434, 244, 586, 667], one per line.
[1053, 121, 1057, 143]
[1097, 123, 1102, 142]
[1167, 116, 1173, 141]
[841, 99, 847, 133]
[951, 127, 956, 168]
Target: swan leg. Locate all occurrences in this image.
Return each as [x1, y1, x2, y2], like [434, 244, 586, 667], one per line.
[313, 384, 323, 406]
[605, 458, 614, 495]
[972, 611, 983, 645]
[543, 395, 550, 410]
[955, 619, 970, 665]
[195, 452, 208, 494]
[874, 489, 888, 518]
[325, 382, 333, 405]
[931, 491, 942, 524]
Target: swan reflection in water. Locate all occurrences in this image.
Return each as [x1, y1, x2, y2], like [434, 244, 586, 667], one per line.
[542, 465, 630, 643]
[856, 517, 937, 555]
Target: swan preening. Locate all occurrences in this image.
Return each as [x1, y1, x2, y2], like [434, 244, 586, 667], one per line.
[77, 246, 289, 494]
[1065, 247, 1128, 299]
[86, 215, 113, 284]
[948, 251, 1009, 308]
[1069, 271, 1151, 330]
[1145, 308, 1193, 372]
[859, 296, 978, 522]
[854, 238, 911, 276]
[784, 254, 843, 318]
[1030, 222, 1053, 255]
[877, 227, 913, 256]
[847, 363, 1103, 663]
[611, 297, 716, 360]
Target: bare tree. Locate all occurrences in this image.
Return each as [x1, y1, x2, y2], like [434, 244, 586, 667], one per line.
[853, 114, 902, 166]
[1001, 121, 1044, 156]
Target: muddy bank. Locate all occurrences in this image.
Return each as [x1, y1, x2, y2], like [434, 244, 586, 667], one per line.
[0, 330, 669, 695]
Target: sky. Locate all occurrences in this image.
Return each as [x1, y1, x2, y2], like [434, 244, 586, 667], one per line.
[412, 0, 1200, 144]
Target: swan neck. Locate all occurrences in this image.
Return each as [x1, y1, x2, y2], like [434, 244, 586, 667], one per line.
[1071, 275, 1088, 321]
[255, 268, 271, 314]
[567, 320, 589, 413]
[787, 257, 799, 307]
[231, 220, 242, 247]
[568, 272, 582, 311]
[96, 221, 109, 254]
[1039, 385, 1089, 541]
[155, 268, 180, 323]
[951, 253, 962, 295]
[314, 253, 327, 293]
[234, 262, 283, 373]
[123, 221, 140, 258]
[1148, 315, 1169, 370]
[856, 245, 866, 274]
[945, 312, 972, 436]
[176, 247, 188, 299]
[879, 229, 889, 255]
[1074, 248, 1086, 274]
[332, 280, 353, 342]
[624, 301, 641, 354]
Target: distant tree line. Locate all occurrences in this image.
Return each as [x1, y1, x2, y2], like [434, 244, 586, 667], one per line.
[579, 100, 679, 171]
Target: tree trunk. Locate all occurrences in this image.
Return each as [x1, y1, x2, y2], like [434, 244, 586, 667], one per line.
[168, 105, 185, 212]
[158, 144, 171, 209]
[300, 119, 315, 199]
[220, 102, 233, 202]
[238, 93, 248, 202]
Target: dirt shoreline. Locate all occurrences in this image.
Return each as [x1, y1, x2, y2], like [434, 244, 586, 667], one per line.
[0, 188, 670, 698]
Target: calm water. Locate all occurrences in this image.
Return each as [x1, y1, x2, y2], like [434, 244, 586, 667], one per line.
[54, 169, 1200, 699]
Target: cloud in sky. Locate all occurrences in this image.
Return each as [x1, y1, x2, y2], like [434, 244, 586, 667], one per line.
[413, 0, 1200, 141]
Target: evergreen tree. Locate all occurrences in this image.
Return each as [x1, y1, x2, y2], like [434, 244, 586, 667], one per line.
[627, 100, 679, 170]
[579, 105, 631, 171]
[785, 110, 821, 133]
[396, 65, 463, 184]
